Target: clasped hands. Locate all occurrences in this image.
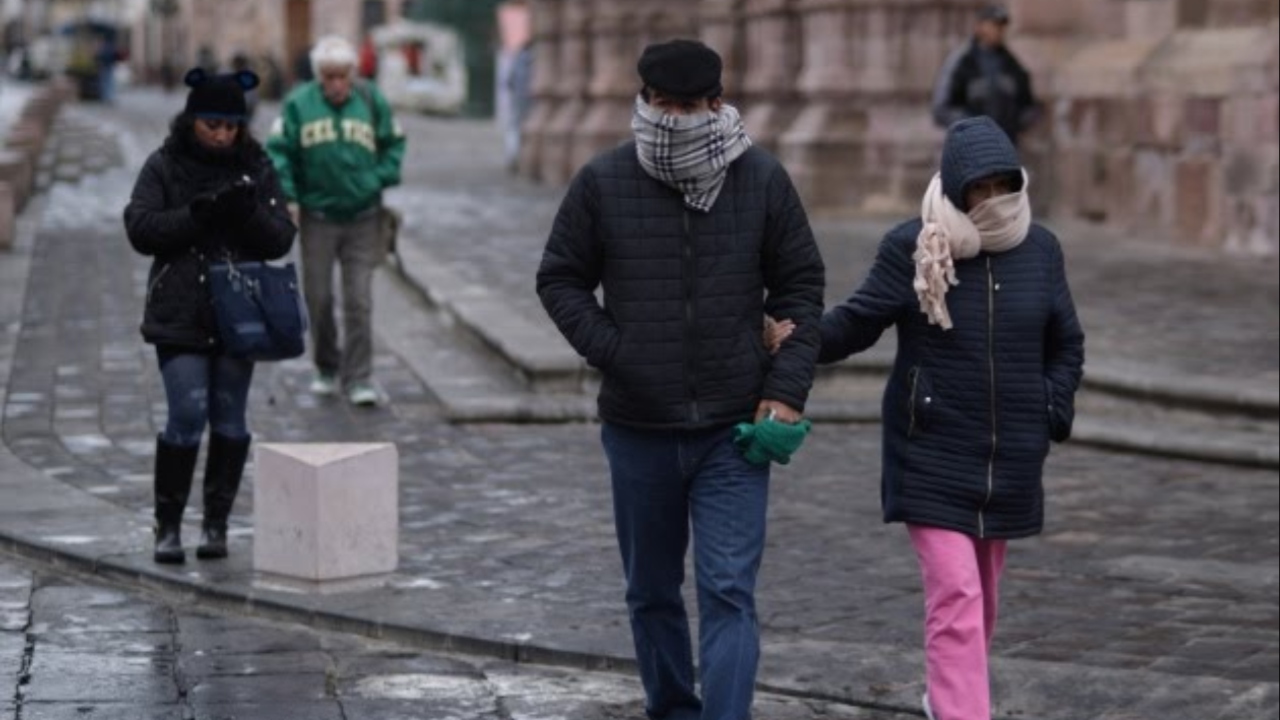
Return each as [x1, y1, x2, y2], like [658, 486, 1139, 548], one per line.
[191, 175, 258, 230]
[755, 315, 802, 424]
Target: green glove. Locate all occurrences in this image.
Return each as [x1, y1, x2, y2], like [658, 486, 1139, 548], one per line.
[733, 416, 813, 466]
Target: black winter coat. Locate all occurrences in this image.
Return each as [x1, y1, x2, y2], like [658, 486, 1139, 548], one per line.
[124, 132, 296, 352]
[537, 143, 826, 429]
[820, 220, 1084, 539]
[933, 39, 1037, 144]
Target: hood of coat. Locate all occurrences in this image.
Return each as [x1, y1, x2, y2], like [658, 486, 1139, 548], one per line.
[940, 116, 1023, 210]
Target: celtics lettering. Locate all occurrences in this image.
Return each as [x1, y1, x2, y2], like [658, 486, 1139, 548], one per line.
[299, 117, 376, 152]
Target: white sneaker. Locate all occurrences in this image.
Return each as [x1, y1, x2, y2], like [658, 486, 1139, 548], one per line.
[309, 373, 338, 396]
[347, 383, 379, 407]
[922, 691, 937, 720]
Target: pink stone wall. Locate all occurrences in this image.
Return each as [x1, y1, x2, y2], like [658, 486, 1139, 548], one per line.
[1051, 2, 1279, 254]
[522, 0, 1280, 254]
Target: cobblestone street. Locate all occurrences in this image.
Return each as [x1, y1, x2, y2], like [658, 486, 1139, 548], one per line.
[3, 551, 911, 719]
[0, 85, 1276, 719]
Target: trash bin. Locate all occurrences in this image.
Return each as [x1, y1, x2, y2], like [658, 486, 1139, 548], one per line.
[403, 0, 502, 118]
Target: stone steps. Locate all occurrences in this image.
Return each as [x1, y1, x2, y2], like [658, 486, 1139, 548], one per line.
[388, 222, 1278, 469]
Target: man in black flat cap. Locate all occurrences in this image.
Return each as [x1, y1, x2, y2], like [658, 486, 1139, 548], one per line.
[537, 38, 825, 720]
[932, 2, 1040, 146]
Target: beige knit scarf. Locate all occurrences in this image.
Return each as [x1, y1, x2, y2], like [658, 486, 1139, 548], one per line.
[913, 170, 1031, 330]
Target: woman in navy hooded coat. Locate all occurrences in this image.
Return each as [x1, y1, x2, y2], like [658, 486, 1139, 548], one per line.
[772, 116, 1084, 720]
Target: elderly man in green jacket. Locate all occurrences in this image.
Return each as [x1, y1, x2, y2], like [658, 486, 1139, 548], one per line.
[267, 34, 406, 406]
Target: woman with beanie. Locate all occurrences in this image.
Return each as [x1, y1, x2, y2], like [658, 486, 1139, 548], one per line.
[123, 68, 296, 564]
[770, 116, 1084, 719]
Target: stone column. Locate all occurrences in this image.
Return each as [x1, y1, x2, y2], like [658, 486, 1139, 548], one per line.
[518, 0, 565, 178]
[1004, 0, 1098, 218]
[635, 2, 699, 52]
[0, 153, 18, 250]
[569, 0, 637, 173]
[564, 0, 698, 175]
[738, 0, 801, 154]
[782, 0, 951, 213]
[700, 0, 746, 98]
[3, 121, 46, 184]
[0, 150, 31, 218]
[537, 0, 593, 185]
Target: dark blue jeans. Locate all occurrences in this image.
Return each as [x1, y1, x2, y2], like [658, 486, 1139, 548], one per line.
[601, 422, 771, 720]
[156, 349, 254, 447]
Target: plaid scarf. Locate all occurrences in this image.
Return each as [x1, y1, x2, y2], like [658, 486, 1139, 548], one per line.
[631, 95, 752, 213]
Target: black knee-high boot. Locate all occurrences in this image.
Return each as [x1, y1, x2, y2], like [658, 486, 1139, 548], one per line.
[197, 433, 252, 560]
[154, 435, 199, 564]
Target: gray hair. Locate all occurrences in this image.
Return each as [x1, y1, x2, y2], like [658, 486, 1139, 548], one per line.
[310, 35, 357, 77]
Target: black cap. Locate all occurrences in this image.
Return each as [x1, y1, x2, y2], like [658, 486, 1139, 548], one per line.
[183, 67, 260, 120]
[978, 3, 1010, 24]
[637, 39, 723, 99]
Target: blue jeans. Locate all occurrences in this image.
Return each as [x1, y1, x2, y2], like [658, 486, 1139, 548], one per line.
[157, 349, 254, 446]
[601, 423, 771, 720]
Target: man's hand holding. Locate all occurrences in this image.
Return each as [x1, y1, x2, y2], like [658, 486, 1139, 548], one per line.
[755, 399, 802, 424]
[763, 315, 795, 355]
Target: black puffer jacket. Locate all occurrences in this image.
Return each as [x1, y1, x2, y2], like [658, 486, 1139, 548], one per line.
[537, 142, 826, 429]
[124, 127, 296, 352]
[932, 39, 1038, 144]
[819, 120, 1084, 539]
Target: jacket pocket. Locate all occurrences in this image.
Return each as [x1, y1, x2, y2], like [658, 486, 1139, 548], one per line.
[906, 365, 935, 437]
[1045, 377, 1074, 442]
[146, 263, 172, 305]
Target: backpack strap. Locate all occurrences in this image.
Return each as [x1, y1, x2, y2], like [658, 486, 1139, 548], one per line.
[355, 80, 382, 135]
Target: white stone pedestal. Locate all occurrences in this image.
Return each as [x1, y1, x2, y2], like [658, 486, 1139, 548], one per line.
[253, 443, 399, 582]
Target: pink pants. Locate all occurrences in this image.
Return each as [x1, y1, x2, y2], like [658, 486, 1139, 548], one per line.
[908, 525, 1009, 720]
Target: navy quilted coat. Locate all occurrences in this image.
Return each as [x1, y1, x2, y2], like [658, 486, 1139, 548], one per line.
[537, 142, 826, 429]
[820, 119, 1085, 539]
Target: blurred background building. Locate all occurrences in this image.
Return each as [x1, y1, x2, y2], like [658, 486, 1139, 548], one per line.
[517, 0, 1279, 255]
[1, 0, 1277, 254]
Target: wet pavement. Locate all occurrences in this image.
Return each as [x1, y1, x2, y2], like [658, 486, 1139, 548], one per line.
[0, 83, 1276, 720]
[2, 551, 908, 720]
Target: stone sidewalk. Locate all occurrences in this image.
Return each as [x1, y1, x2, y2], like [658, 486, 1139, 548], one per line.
[0, 85, 1276, 720]
[7, 550, 913, 720]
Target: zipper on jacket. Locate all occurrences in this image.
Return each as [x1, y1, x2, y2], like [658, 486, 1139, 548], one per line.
[146, 263, 172, 304]
[979, 257, 997, 538]
[682, 210, 700, 423]
[907, 365, 920, 437]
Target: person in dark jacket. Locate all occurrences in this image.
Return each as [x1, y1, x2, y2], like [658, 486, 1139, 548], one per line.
[123, 68, 296, 565]
[770, 116, 1083, 720]
[931, 3, 1040, 146]
[536, 39, 825, 720]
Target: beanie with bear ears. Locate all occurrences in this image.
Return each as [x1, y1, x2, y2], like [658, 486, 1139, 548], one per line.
[183, 67, 260, 121]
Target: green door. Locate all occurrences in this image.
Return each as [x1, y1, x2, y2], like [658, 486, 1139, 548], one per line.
[403, 0, 503, 117]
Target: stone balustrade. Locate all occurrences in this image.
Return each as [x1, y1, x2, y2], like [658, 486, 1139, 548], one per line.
[736, 0, 800, 154]
[521, 0, 1280, 254]
[1, 82, 73, 250]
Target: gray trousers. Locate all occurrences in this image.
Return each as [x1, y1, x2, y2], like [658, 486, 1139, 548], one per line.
[299, 210, 381, 387]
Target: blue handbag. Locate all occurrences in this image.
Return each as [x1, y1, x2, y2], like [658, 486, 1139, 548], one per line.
[208, 260, 308, 362]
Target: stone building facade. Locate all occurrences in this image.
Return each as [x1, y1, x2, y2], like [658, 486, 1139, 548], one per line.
[519, 0, 1280, 255]
[129, 0, 408, 89]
